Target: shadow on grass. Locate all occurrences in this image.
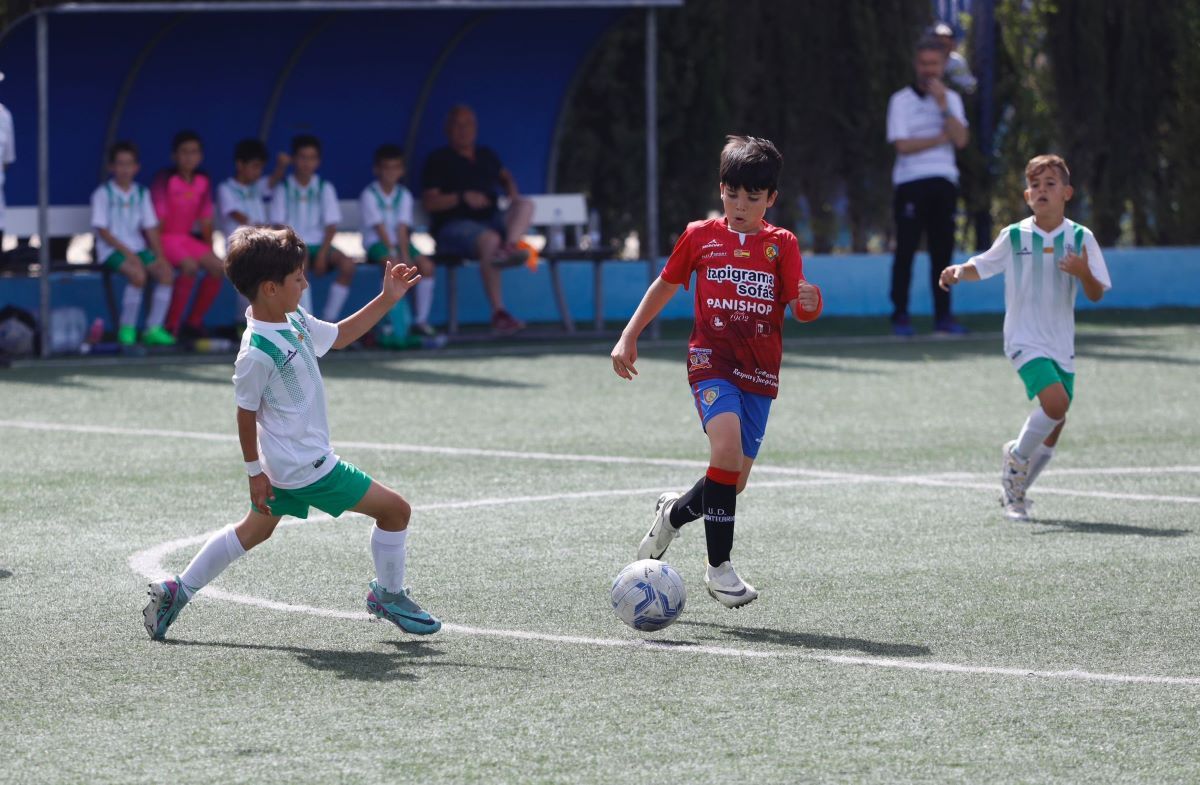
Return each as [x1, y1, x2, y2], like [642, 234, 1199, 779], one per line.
[165, 637, 523, 682]
[1030, 518, 1191, 537]
[675, 620, 931, 657]
[0, 568, 11, 579]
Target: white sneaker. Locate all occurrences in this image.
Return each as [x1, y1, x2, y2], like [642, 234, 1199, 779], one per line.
[1000, 492, 1031, 522]
[1001, 440, 1030, 499]
[704, 561, 758, 609]
[637, 492, 681, 560]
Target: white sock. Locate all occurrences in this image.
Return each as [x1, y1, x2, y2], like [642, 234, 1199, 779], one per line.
[300, 288, 313, 314]
[323, 282, 350, 322]
[413, 278, 434, 326]
[146, 285, 172, 329]
[1014, 408, 1062, 461]
[1026, 445, 1055, 489]
[370, 525, 407, 595]
[178, 524, 247, 598]
[120, 285, 143, 328]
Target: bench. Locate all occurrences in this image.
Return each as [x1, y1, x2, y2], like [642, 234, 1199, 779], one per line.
[5, 205, 121, 326]
[340, 192, 613, 336]
[6, 192, 618, 337]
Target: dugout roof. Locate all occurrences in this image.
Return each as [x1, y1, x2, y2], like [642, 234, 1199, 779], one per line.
[0, 0, 680, 205]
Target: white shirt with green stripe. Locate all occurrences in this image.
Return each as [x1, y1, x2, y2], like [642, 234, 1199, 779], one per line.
[971, 217, 1111, 373]
[359, 181, 414, 248]
[233, 307, 340, 489]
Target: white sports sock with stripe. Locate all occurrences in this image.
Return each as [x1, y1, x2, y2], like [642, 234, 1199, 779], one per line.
[370, 525, 407, 595]
[120, 285, 143, 328]
[146, 285, 172, 329]
[1014, 408, 1061, 461]
[1026, 445, 1055, 489]
[178, 524, 247, 599]
[323, 282, 350, 322]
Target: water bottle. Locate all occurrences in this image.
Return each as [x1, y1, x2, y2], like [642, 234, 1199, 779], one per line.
[194, 337, 234, 353]
[549, 208, 566, 251]
[587, 209, 602, 249]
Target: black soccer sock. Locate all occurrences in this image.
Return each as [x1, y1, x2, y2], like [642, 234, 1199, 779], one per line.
[702, 467, 738, 567]
[668, 476, 706, 528]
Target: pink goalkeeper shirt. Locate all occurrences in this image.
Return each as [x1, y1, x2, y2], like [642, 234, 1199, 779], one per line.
[151, 171, 214, 235]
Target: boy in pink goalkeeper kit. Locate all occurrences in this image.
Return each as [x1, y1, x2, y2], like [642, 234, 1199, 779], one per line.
[152, 130, 225, 338]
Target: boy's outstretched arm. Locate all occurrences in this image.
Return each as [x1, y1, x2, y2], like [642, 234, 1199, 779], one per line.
[939, 261, 980, 291]
[332, 261, 420, 349]
[611, 277, 680, 380]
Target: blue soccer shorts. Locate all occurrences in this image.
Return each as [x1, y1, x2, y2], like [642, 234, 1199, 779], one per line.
[690, 378, 773, 459]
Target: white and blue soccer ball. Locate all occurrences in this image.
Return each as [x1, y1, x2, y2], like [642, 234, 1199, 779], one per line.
[611, 559, 687, 632]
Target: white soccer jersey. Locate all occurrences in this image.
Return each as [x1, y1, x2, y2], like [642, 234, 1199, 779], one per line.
[886, 85, 968, 185]
[359, 181, 414, 248]
[233, 307, 341, 489]
[217, 176, 270, 237]
[91, 180, 158, 260]
[270, 175, 341, 246]
[971, 216, 1111, 373]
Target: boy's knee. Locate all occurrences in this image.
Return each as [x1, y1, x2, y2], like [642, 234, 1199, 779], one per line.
[126, 268, 146, 288]
[376, 497, 411, 532]
[477, 230, 502, 258]
[154, 266, 174, 285]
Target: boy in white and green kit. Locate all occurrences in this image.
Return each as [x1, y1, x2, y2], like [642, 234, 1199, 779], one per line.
[143, 225, 441, 640]
[940, 154, 1111, 521]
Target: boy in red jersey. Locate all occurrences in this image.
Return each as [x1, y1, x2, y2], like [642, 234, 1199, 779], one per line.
[610, 136, 822, 608]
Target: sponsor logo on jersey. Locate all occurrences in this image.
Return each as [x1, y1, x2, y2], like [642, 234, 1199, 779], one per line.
[765, 244, 779, 260]
[709, 314, 728, 331]
[689, 348, 712, 371]
[702, 387, 719, 406]
[283, 349, 298, 366]
[1017, 247, 1033, 256]
[734, 248, 751, 258]
[701, 239, 723, 250]
[756, 321, 772, 337]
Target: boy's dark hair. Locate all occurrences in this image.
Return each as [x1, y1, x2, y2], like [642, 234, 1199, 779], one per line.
[373, 143, 404, 165]
[224, 225, 306, 300]
[234, 138, 269, 165]
[291, 134, 322, 156]
[108, 140, 139, 164]
[719, 135, 783, 194]
[171, 129, 202, 152]
[1025, 154, 1071, 185]
[915, 37, 946, 56]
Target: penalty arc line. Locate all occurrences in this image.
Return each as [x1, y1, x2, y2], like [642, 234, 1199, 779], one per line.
[128, 497, 1200, 688]
[4, 419, 1199, 505]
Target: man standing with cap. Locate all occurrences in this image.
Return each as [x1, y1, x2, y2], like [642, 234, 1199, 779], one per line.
[0, 72, 15, 248]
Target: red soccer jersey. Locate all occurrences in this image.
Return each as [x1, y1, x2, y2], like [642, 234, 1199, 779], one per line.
[660, 217, 819, 398]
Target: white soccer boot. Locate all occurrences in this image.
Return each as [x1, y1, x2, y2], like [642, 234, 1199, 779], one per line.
[1000, 440, 1032, 521]
[637, 492, 681, 560]
[704, 561, 759, 609]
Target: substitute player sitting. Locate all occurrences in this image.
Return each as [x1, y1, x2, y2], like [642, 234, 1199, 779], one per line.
[940, 154, 1111, 521]
[143, 226, 441, 641]
[611, 135, 822, 608]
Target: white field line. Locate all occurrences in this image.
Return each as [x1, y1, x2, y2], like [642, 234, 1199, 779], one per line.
[4, 419, 1199, 505]
[129, 514, 1200, 686]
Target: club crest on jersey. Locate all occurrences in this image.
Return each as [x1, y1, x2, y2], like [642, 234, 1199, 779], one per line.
[764, 244, 779, 260]
[702, 387, 719, 406]
[689, 348, 713, 371]
[709, 314, 728, 331]
[734, 248, 750, 258]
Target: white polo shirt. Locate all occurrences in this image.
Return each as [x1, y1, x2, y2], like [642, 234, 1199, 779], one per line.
[217, 176, 270, 237]
[91, 180, 158, 260]
[359, 181, 414, 248]
[970, 216, 1111, 373]
[233, 307, 341, 489]
[269, 174, 341, 246]
[886, 85, 967, 186]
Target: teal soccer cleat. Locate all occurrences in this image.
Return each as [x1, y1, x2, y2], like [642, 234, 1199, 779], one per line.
[366, 580, 442, 635]
[143, 577, 189, 641]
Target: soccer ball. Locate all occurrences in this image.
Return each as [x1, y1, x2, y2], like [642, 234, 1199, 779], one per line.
[610, 559, 687, 632]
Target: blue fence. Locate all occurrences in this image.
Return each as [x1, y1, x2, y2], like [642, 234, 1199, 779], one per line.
[3, 247, 1196, 335]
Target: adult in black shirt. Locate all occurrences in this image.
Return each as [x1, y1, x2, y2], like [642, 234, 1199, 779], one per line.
[421, 105, 533, 334]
